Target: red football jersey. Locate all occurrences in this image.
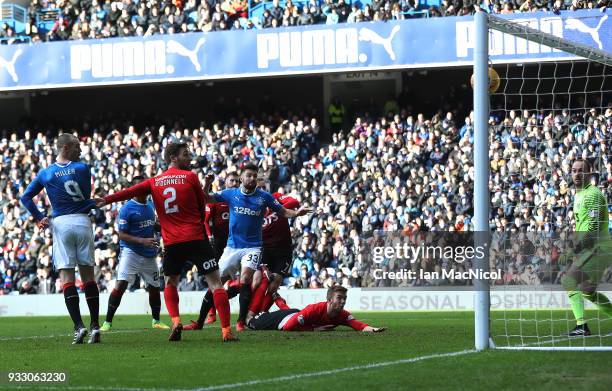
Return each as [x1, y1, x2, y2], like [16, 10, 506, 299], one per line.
[262, 193, 299, 248]
[205, 202, 230, 244]
[105, 167, 207, 246]
[281, 301, 368, 331]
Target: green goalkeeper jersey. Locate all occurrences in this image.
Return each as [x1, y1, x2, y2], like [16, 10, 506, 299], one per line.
[574, 184, 609, 235]
[571, 185, 611, 282]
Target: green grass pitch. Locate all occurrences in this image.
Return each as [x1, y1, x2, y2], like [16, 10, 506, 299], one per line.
[1, 311, 611, 391]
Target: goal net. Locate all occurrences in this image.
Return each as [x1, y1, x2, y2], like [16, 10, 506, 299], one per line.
[473, 12, 612, 351]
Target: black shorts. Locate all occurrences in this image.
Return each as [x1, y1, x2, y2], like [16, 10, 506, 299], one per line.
[262, 245, 292, 276]
[247, 309, 299, 331]
[163, 239, 218, 276]
[214, 238, 227, 262]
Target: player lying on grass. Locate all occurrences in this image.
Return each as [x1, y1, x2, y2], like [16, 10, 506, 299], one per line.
[246, 285, 386, 333]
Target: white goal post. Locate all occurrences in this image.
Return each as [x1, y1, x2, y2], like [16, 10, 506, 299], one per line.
[473, 11, 612, 351]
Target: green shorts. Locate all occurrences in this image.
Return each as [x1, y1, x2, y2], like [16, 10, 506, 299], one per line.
[576, 242, 612, 284]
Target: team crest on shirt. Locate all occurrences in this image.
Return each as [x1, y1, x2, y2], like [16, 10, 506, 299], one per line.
[589, 210, 597, 218]
[118, 219, 127, 225]
[297, 315, 305, 325]
[256, 197, 265, 206]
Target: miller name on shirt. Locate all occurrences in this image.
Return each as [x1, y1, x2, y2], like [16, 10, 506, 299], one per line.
[54, 168, 77, 177]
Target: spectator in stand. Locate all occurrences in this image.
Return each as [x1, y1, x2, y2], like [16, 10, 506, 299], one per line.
[325, 5, 339, 24]
[292, 249, 314, 278]
[298, 5, 314, 25]
[178, 270, 200, 291]
[3, 268, 14, 293]
[347, 5, 361, 23]
[269, 0, 283, 21]
[35, 267, 55, 294]
[294, 264, 310, 288]
[261, 9, 274, 27]
[19, 280, 36, 294]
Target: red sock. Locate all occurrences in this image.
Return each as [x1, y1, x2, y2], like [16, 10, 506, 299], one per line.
[164, 285, 180, 322]
[275, 295, 290, 310]
[261, 294, 274, 312]
[248, 277, 269, 314]
[213, 288, 231, 328]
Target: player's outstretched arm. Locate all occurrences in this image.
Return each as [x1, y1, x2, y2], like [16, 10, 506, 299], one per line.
[362, 326, 386, 333]
[278, 206, 313, 218]
[102, 180, 152, 206]
[343, 312, 384, 332]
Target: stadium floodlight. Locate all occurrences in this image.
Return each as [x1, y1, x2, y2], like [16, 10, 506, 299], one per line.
[473, 11, 612, 352]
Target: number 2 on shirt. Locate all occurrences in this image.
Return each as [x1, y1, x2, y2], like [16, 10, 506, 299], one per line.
[163, 187, 179, 214]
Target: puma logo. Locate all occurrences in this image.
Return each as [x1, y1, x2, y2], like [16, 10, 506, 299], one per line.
[358, 25, 401, 61]
[0, 48, 22, 82]
[166, 38, 206, 71]
[565, 15, 608, 50]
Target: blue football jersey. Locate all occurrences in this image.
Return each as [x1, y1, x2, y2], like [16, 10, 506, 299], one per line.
[117, 199, 157, 258]
[214, 188, 282, 248]
[20, 161, 95, 221]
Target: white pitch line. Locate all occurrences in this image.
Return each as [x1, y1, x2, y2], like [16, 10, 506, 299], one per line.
[0, 329, 149, 341]
[194, 349, 477, 391]
[495, 331, 612, 350]
[3, 349, 477, 391]
[4, 387, 162, 391]
[0, 324, 225, 341]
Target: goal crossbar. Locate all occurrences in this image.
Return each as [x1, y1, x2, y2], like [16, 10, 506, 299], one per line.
[487, 14, 612, 66]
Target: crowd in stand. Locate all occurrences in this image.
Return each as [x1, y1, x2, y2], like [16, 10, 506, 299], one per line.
[0, 108, 320, 294]
[1, 96, 611, 294]
[286, 102, 612, 288]
[0, 0, 606, 44]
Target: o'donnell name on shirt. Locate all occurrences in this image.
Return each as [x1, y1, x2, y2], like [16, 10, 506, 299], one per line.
[154, 174, 187, 187]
